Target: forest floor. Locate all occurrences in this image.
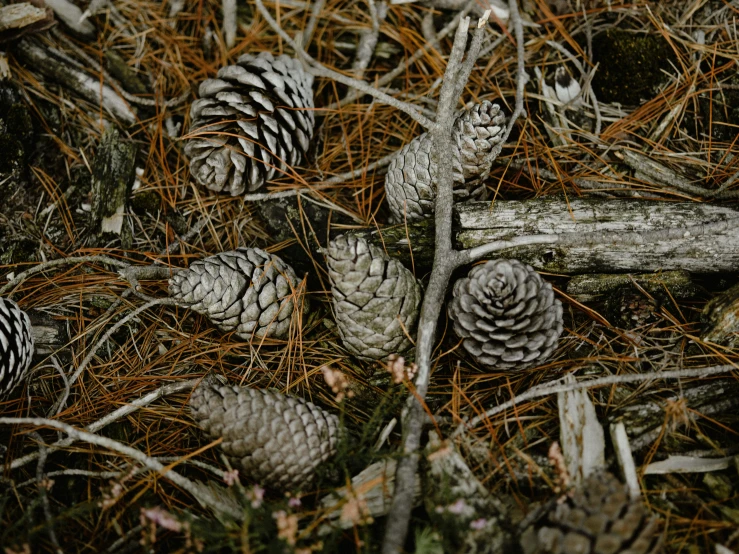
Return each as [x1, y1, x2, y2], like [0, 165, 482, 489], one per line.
[1, 0, 739, 552]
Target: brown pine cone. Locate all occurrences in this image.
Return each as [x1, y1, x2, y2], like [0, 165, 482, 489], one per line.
[384, 100, 506, 222]
[448, 259, 563, 370]
[521, 472, 663, 554]
[190, 379, 341, 491]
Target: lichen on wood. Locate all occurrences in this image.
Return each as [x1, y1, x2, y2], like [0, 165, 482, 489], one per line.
[90, 127, 137, 243]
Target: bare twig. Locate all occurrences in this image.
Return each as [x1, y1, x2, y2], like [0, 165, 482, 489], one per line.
[10, 379, 198, 470]
[0, 255, 130, 296]
[30, 432, 63, 554]
[302, 0, 327, 47]
[254, 0, 434, 129]
[0, 417, 241, 519]
[452, 364, 739, 438]
[381, 13, 489, 554]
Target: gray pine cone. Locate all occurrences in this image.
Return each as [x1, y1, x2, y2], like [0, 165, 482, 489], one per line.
[0, 297, 34, 400]
[184, 52, 315, 195]
[169, 247, 302, 340]
[190, 380, 340, 491]
[454, 100, 506, 190]
[326, 235, 422, 360]
[384, 131, 465, 222]
[384, 101, 506, 222]
[521, 472, 663, 554]
[448, 259, 563, 370]
[0, 298, 33, 399]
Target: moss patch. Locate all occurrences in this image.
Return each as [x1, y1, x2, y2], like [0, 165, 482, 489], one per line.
[591, 29, 675, 105]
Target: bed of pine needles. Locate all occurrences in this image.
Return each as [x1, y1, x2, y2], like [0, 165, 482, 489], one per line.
[1, 0, 739, 551]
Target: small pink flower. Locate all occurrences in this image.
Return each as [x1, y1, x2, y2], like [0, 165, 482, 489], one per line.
[223, 468, 239, 486]
[248, 485, 265, 508]
[470, 518, 487, 530]
[288, 496, 302, 508]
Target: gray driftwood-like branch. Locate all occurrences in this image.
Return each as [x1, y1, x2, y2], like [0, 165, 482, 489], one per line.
[360, 198, 739, 274]
[15, 39, 136, 124]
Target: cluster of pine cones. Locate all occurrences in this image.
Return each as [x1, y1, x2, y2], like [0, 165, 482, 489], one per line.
[0, 48, 666, 553]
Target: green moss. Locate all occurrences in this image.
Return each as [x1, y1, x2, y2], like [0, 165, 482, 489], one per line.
[131, 190, 162, 213]
[591, 29, 675, 105]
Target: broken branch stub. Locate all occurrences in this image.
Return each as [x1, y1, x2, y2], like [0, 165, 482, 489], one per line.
[90, 127, 137, 242]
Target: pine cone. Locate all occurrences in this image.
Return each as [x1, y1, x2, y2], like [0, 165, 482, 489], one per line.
[454, 100, 506, 190]
[384, 101, 506, 222]
[0, 297, 34, 400]
[521, 472, 663, 554]
[326, 234, 422, 360]
[190, 380, 341, 491]
[169, 247, 303, 340]
[184, 52, 315, 195]
[448, 259, 563, 370]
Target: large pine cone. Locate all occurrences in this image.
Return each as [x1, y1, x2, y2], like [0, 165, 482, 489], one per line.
[521, 472, 663, 554]
[184, 52, 315, 195]
[448, 259, 563, 370]
[384, 100, 506, 222]
[0, 297, 34, 400]
[169, 248, 302, 340]
[326, 234, 422, 360]
[190, 380, 340, 491]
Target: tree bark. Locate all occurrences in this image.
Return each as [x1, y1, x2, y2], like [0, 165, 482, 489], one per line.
[358, 198, 739, 274]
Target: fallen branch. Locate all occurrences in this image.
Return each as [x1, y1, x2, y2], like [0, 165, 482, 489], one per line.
[0, 416, 241, 519]
[382, 12, 492, 553]
[16, 39, 135, 124]
[10, 379, 199, 470]
[451, 364, 739, 438]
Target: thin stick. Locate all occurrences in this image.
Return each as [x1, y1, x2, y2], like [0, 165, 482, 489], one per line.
[10, 379, 199, 470]
[0, 417, 241, 519]
[254, 0, 434, 129]
[302, 0, 327, 47]
[381, 14, 489, 554]
[452, 364, 739, 438]
[0, 255, 130, 296]
[50, 298, 178, 415]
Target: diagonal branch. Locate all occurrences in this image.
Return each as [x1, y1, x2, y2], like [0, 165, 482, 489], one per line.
[253, 0, 434, 129]
[381, 13, 491, 554]
[0, 416, 240, 519]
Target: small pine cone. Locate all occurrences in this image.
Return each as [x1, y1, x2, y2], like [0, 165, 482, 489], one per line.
[184, 52, 315, 195]
[384, 131, 465, 222]
[190, 380, 340, 491]
[326, 235, 422, 360]
[606, 286, 663, 329]
[384, 101, 506, 222]
[448, 259, 563, 370]
[169, 247, 302, 340]
[0, 297, 34, 399]
[521, 472, 663, 554]
[454, 100, 506, 191]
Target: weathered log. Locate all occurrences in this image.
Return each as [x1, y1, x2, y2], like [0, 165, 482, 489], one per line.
[359, 198, 739, 274]
[609, 379, 739, 455]
[567, 270, 699, 302]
